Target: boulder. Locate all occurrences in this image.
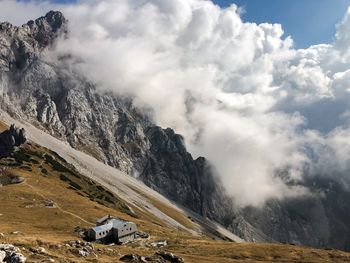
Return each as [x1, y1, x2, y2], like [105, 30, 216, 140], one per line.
[156, 251, 184, 263]
[150, 240, 167, 248]
[0, 124, 27, 158]
[5, 253, 26, 263]
[135, 231, 150, 239]
[0, 243, 26, 263]
[78, 249, 88, 257]
[0, 251, 6, 262]
[119, 254, 147, 263]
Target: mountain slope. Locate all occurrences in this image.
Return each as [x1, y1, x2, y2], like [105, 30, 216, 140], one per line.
[1, 122, 350, 263]
[0, 111, 244, 242]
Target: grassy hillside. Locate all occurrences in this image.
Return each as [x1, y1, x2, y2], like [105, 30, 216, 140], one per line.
[1, 123, 350, 262]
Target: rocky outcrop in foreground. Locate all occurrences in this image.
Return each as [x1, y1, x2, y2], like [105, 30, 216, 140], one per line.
[0, 244, 26, 263]
[120, 251, 185, 263]
[0, 124, 27, 158]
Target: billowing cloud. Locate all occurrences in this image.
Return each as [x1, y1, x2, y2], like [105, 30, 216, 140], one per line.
[2, 0, 350, 206]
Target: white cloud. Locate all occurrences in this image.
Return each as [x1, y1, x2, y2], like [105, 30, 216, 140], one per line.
[2, 0, 350, 206]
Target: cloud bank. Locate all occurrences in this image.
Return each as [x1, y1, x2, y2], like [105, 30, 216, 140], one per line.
[2, 0, 350, 206]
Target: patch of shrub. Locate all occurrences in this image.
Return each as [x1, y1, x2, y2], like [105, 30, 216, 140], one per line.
[105, 190, 114, 197]
[30, 158, 40, 164]
[104, 196, 114, 204]
[14, 151, 31, 164]
[44, 154, 70, 173]
[59, 174, 69, 182]
[96, 185, 104, 192]
[69, 181, 82, 190]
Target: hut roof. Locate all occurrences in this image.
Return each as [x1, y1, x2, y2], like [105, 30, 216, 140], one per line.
[92, 223, 113, 233]
[96, 215, 112, 225]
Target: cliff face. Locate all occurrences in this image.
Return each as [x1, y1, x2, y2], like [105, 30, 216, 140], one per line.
[1, 11, 350, 250]
[243, 177, 350, 250]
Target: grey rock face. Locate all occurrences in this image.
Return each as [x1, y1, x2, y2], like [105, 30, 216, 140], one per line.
[242, 177, 350, 250]
[0, 124, 27, 157]
[1, 11, 350, 251]
[141, 126, 235, 220]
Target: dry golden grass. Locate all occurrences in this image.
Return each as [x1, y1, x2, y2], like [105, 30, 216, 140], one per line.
[0, 121, 7, 131]
[0, 121, 350, 262]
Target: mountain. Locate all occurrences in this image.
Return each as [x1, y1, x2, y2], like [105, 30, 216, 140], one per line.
[0, 10, 264, 242]
[1, 11, 350, 251]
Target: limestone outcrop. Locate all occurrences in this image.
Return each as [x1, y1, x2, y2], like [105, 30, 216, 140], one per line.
[0, 124, 27, 158]
[0, 244, 26, 263]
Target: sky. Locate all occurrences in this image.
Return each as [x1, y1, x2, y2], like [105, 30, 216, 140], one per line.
[2, 0, 350, 207]
[216, 0, 350, 48]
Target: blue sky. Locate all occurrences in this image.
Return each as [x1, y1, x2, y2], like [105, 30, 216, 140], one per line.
[50, 0, 350, 48]
[215, 0, 350, 48]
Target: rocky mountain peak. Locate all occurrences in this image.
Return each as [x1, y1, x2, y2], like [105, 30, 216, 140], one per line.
[0, 10, 66, 70]
[30, 10, 66, 31]
[26, 10, 67, 43]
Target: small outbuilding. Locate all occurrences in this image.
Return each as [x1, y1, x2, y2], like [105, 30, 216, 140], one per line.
[88, 215, 137, 244]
